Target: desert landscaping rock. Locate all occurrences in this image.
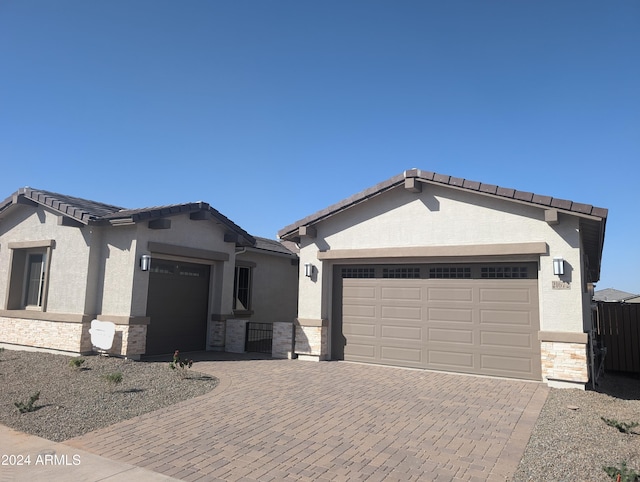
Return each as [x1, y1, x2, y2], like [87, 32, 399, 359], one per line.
[0, 349, 217, 442]
[514, 374, 640, 481]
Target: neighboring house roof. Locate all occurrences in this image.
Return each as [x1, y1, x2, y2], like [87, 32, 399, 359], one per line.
[593, 288, 640, 302]
[0, 187, 255, 247]
[252, 237, 298, 257]
[278, 168, 608, 281]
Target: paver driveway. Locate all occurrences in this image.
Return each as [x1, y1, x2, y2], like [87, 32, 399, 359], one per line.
[65, 353, 548, 481]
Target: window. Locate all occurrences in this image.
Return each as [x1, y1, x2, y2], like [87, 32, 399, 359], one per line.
[341, 267, 375, 279]
[24, 253, 46, 307]
[480, 266, 529, 279]
[233, 266, 252, 311]
[429, 266, 471, 279]
[7, 240, 54, 311]
[382, 267, 421, 279]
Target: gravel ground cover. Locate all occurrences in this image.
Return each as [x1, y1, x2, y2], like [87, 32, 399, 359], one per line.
[514, 373, 640, 482]
[0, 348, 218, 442]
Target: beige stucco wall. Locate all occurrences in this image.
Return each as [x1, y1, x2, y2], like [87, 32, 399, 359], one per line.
[98, 225, 138, 317]
[297, 184, 588, 338]
[130, 214, 238, 320]
[236, 249, 298, 323]
[0, 205, 95, 315]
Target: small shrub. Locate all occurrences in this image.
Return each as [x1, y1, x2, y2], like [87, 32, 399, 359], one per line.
[602, 417, 640, 434]
[103, 372, 123, 386]
[15, 392, 40, 413]
[169, 350, 193, 378]
[68, 357, 85, 369]
[603, 461, 640, 481]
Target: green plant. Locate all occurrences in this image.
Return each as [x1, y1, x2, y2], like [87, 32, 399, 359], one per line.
[603, 461, 640, 481]
[103, 372, 123, 386]
[68, 357, 85, 369]
[602, 417, 640, 434]
[169, 350, 193, 378]
[15, 392, 40, 413]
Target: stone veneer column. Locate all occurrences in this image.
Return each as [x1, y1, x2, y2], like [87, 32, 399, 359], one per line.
[272, 321, 294, 359]
[209, 319, 226, 351]
[225, 319, 247, 353]
[294, 319, 328, 361]
[539, 331, 589, 389]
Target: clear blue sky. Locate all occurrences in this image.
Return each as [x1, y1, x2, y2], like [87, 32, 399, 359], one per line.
[1, 1, 638, 293]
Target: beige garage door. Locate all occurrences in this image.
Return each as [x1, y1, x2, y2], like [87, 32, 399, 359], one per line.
[333, 264, 541, 380]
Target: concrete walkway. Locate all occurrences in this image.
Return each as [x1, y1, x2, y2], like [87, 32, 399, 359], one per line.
[4, 355, 548, 481]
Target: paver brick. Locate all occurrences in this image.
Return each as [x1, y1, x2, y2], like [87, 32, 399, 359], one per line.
[65, 353, 547, 481]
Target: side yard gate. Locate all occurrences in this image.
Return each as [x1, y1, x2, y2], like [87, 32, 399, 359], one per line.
[245, 322, 273, 354]
[595, 302, 640, 374]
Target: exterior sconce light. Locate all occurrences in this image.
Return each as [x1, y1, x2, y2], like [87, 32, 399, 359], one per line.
[304, 263, 314, 278]
[553, 257, 564, 276]
[140, 254, 152, 271]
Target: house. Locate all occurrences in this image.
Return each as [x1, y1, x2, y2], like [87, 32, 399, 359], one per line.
[279, 169, 608, 389]
[593, 288, 639, 303]
[0, 188, 298, 359]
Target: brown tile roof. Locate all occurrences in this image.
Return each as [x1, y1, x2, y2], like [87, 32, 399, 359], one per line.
[278, 168, 608, 281]
[253, 237, 298, 256]
[0, 187, 124, 223]
[0, 187, 255, 246]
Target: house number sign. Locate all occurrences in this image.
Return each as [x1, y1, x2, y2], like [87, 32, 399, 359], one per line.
[552, 281, 571, 290]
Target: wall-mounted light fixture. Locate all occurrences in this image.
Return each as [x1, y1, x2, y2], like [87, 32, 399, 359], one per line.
[140, 254, 152, 271]
[304, 263, 314, 278]
[553, 257, 564, 276]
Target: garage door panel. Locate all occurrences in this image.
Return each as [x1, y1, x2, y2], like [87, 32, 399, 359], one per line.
[381, 286, 422, 300]
[343, 286, 377, 300]
[380, 324, 422, 341]
[345, 343, 377, 359]
[427, 287, 473, 302]
[381, 305, 422, 321]
[381, 346, 422, 363]
[343, 322, 377, 337]
[479, 287, 534, 303]
[428, 349, 475, 369]
[480, 309, 535, 326]
[481, 354, 534, 374]
[428, 307, 474, 323]
[343, 305, 376, 318]
[481, 331, 535, 349]
[428, 327, 474, 345]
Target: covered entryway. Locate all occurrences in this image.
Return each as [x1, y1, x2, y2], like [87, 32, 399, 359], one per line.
[332, 263, 541, 380]
[145, 259, 210, 355]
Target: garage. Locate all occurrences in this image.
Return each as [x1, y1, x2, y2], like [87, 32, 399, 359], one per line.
[332, 263, 541, 380]
[145, 259, 210, 355]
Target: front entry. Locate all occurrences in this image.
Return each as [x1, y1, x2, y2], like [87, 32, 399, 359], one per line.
[145, 259, 210, 355]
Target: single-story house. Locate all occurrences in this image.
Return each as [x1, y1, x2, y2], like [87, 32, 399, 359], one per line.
[278, 169, 608, 389]
[593, 288, 639, 303]
[0, 187, 298, 359]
